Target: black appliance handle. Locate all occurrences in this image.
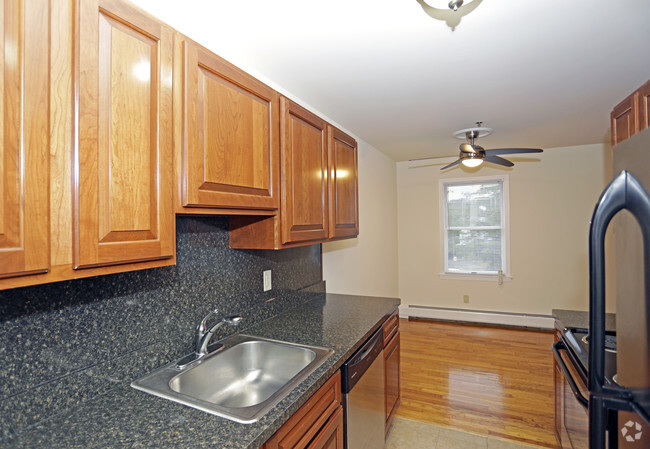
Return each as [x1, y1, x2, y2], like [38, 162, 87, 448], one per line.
[588, 170, 650, 449]
[588, 170, 650, 393]
[552, 340, 588, 409]
[341, 328, 383, 393]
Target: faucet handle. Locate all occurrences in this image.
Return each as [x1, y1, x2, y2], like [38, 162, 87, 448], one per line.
[197, 309, 219, 334]
[222, 315, 243, 326]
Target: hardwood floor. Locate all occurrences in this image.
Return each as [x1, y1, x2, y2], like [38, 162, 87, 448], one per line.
[396, 318, 559, 448]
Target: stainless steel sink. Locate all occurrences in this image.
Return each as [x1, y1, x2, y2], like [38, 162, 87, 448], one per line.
[131, 334, 333, 423]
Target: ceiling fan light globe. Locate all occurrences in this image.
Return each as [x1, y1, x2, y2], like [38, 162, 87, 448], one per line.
[461, 158, 483, 168]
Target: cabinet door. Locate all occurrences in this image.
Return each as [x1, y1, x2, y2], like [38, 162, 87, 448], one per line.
[639, 79, 650, 132]
[263, 372, 341, 449]
[611, 91, 639, 146]
[0, 0, 50, 278]
[385, 331, 401, 428]
[553, 330, 563, 447]
[307, 406, 344, 449]
[328, 127, 358, 240]
[181, 39, 279, 211]
[74, 0, 174, 269]
[280, 98, 328, 244]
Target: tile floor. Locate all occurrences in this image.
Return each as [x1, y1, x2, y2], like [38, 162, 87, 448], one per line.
[386, 417, 547, 449]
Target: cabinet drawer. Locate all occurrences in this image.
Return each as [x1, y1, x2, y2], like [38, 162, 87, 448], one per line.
[307, 405, 343, 449]
[264, 372, 341, 449]
[383, 310, 399, 346]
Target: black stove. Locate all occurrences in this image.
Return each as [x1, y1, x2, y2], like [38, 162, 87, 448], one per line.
[561, 326, 618, 388]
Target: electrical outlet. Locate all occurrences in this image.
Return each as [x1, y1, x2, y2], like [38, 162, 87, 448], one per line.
[263, 270, 272, 292]
[463, 294, 469, 304]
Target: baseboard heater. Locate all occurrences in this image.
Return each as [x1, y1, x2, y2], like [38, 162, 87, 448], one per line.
[400, 304, 554, 329]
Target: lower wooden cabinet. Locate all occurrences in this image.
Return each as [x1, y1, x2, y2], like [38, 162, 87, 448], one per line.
[385, 330, 400, 429]
[306, 406, 344, 449]
[263, 372, 342, 449]
[383, 310, 401, 432]
[553, 327, 563, 446]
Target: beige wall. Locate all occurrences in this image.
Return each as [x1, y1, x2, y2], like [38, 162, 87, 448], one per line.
[397, 143, 613, 316]
[322, 139, 399, 298]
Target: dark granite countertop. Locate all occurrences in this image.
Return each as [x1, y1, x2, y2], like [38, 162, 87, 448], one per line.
[552, 308, 616, 331]
[6, 293, 400, 449]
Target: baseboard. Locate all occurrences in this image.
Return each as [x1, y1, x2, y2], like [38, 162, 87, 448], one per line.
[399, 304, 554, 329]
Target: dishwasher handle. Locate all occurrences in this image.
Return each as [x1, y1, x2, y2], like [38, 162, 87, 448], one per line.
[342, 328, 384, 393]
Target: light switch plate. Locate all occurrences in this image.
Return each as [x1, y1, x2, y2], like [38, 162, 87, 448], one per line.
[263, 270, 272, 292]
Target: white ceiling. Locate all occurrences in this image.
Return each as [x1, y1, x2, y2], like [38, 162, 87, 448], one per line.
[131, 0, 650, 161]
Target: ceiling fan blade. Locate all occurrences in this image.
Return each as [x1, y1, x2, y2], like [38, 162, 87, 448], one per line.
[483, 155, 514, 167]
[484, 148, 543, 155]
[440, 159, 462, 170]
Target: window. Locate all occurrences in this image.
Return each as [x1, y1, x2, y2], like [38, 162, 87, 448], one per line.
[440, 176, 510, 279]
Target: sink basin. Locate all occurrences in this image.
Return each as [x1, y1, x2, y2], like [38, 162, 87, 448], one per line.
[131, 334, 333, 423]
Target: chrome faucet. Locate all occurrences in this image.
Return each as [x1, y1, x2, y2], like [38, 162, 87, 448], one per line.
[195, 310, 243, 356]
[176, 309, 242, 369]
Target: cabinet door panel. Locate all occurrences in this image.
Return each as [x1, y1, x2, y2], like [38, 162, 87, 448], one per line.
[611, 92, 638, 146]
[0, 0, 50, 278]
[182, 41, 279, 210]
[385, 331, 400, 427]
[553, 330, 563, 447]
[74, 0, 173, 268]
[281, 98, 328, 244]
[640, 80, 650, 132]
[328, 127, 358, 239]
[307, 406, 343, 449]
[263, 372, 341, 449]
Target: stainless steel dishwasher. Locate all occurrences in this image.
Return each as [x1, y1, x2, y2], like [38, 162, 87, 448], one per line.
[342, 327, 385, 449]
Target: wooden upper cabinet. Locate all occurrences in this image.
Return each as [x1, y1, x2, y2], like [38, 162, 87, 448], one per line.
[328, 127, 358, 240]
[611, 91, 639, 147]
[178, 37, 279, 212]
[229, 102, 360, 250]
[73, 0, 174, 269]
[639, 79, 650, 132]
[281, 98, 329, 244]
[0, 0, 50, 278]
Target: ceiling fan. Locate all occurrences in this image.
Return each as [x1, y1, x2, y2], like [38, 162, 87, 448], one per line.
[413, 122, 543, 170]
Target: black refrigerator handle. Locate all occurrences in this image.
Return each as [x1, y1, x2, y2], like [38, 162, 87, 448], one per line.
[588, 170, 650, 449]
[588, 170, 650, 392]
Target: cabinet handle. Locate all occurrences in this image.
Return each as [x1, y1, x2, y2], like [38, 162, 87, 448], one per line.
[552, 340, 588, 409]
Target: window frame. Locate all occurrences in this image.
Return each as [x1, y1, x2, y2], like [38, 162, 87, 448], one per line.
[438, 175, 512, 281]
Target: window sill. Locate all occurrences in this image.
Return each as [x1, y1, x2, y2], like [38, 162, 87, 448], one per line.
[438, 273, 513, 282]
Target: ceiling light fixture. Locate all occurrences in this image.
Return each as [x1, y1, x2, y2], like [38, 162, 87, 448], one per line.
[416, 0, 483, 31]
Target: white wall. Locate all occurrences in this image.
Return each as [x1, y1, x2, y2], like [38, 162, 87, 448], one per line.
[322, 140, 399, 298]
[397, 143, 612, 316]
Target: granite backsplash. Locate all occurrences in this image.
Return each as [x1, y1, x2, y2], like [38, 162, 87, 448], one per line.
[0, 216, 324, 440]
